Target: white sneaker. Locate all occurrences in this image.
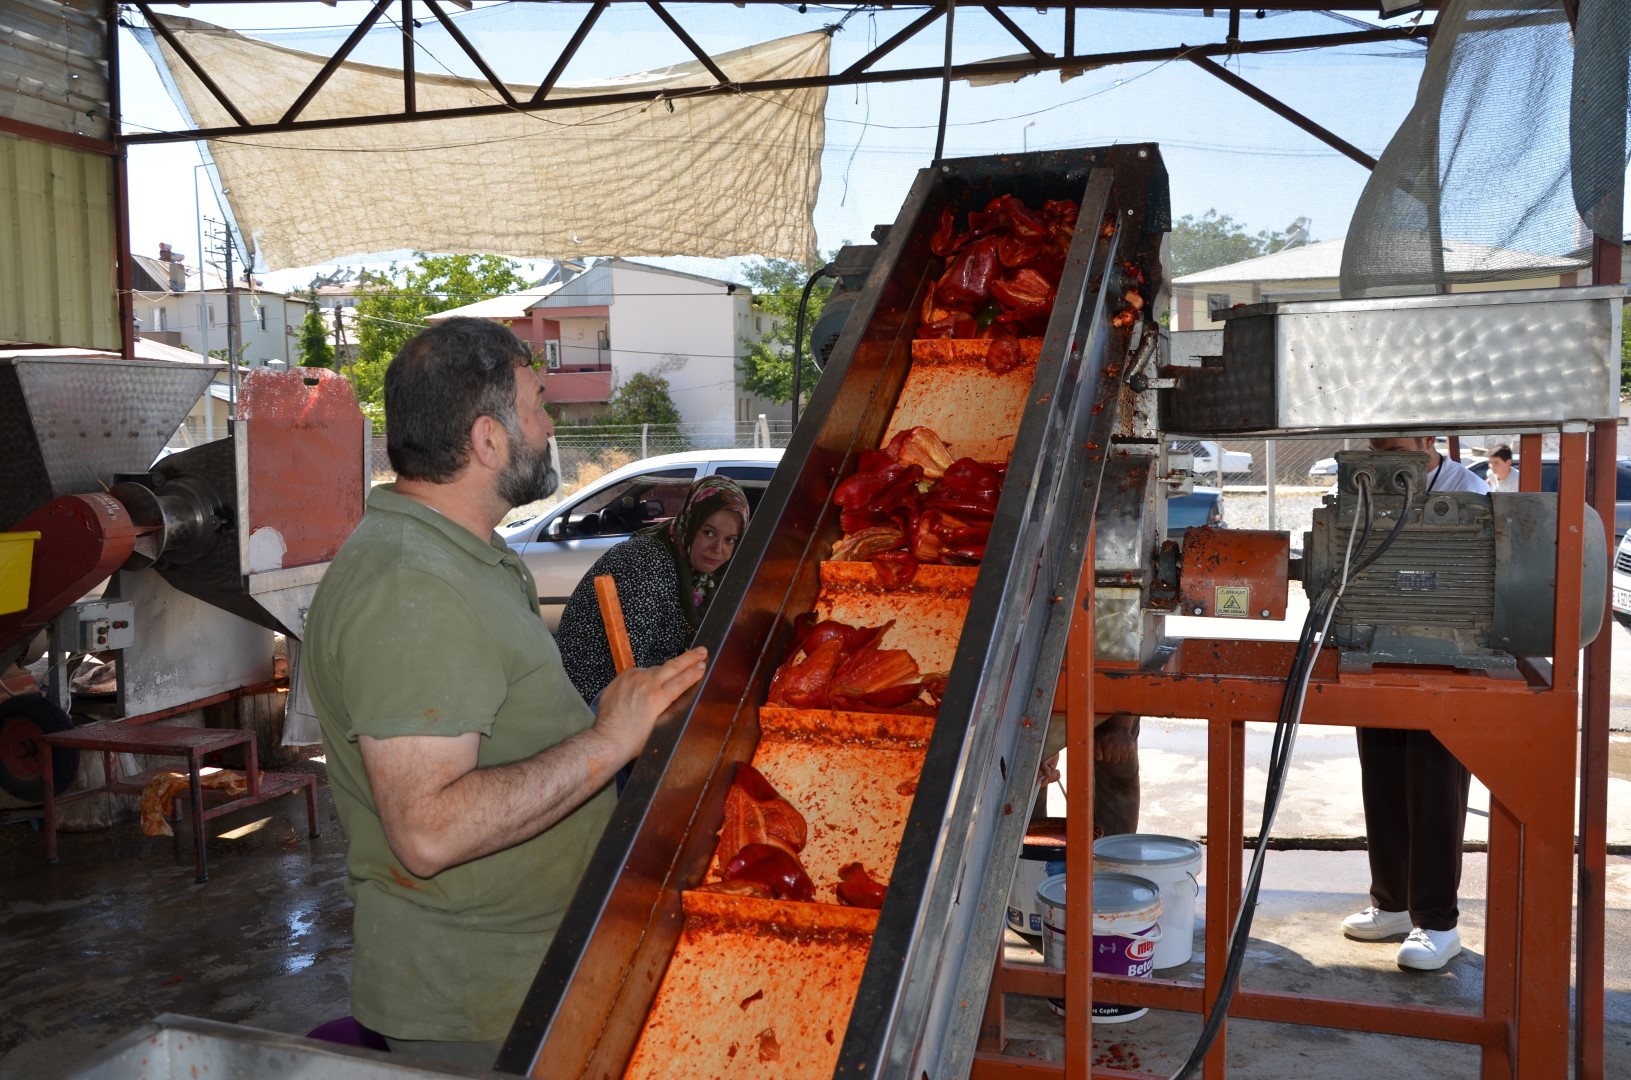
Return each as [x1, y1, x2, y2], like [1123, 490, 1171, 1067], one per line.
[1341, 906, 1413, 941]
[1396, 927, 1461, 971]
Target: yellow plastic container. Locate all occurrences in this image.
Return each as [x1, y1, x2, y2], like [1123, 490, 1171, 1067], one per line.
[0, 531, 40, 615]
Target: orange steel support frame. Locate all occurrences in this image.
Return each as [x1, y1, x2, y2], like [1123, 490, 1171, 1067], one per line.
[971, 431, 1606, 1079]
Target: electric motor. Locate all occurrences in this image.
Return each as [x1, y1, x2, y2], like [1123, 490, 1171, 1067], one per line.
[1303, 450, 1606, 667]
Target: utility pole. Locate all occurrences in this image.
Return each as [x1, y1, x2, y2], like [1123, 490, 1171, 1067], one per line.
[223, 230, 239, 366]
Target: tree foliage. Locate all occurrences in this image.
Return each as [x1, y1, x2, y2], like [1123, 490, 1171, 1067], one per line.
[296, 288, 334, 369]
[738, 256, 833, 404]
[606, 371, 684, 427]
[349, 253, 530, 419]
[1170, 211, 1293, 279]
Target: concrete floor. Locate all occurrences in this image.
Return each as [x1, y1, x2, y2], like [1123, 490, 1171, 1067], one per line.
[3, 715, 1629, 1079]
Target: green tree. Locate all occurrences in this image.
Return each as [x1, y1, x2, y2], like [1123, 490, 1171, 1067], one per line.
[738, 256, 833, 403]
[1170, 211, 1293, 279]
[296, 288, 334, 369]
[350, 253, 531, 417]
[606, 371, 683, 427]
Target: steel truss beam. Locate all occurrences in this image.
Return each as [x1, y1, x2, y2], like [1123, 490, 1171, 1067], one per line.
[119, 10, 1428, 145]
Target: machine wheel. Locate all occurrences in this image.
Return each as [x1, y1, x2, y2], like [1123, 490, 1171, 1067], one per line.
[0, 695, 79, 802]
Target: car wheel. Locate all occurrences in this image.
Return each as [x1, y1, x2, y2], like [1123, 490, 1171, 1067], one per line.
[0, 695, 79, 802]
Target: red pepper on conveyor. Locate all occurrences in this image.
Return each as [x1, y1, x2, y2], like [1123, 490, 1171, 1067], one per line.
[830, 640, 923, 710]
[835, 462, 912, 511]
[836, 862, 889, 909]
[989, 268, 1057, 320]
[869, 550, 919, 590]
[939, 457, 1003, 499]
[885, 426, 956, 480]
[936, 236, 1000, 309]
[722, 843, 816, 902]
[830, 525, 908, 561]
[929, 207, 965, 257]
[716, 763, 809, 868]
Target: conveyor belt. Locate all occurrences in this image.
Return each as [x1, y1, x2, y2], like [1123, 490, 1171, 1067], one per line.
[498, 144, 1170, 1080]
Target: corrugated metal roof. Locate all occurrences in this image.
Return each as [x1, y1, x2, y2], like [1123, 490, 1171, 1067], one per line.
[428, 285, 564, 321]
[0, 132, 119, 350]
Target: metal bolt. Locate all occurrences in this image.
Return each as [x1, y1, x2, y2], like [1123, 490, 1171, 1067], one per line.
[1137, 148, 1148, 158]
[1126, 208, 1134, 216]
[1260, 609, 1270, 618]
[1193, 606, 1203, 615]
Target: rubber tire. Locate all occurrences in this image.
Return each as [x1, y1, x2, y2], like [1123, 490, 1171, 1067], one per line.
[1615, 611, 1631, 632]
[0, 695, 79, 802]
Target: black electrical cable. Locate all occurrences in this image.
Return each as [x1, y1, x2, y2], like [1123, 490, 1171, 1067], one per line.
[789, 263, 835, 430]
[1169, 475, 1386, 1080]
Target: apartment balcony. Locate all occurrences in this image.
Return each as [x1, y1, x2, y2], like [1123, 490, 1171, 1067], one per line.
[544, 367, 612, 404]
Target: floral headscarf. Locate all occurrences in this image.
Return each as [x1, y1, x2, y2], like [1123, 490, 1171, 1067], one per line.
[638, 476, 750, 631]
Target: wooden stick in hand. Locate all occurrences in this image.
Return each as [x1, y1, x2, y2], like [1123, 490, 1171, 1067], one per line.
[595, 574, 636, 673]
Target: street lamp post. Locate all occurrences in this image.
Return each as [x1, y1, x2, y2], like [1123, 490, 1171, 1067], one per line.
[1023, 120, 1037, 153]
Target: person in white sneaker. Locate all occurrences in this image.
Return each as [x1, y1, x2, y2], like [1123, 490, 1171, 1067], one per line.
[1341, 436, 1487, 972]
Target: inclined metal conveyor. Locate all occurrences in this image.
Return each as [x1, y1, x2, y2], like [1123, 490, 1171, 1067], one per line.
[497, 143, 1170, 1080]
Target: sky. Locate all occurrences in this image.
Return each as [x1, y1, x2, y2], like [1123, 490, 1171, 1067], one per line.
[118, 2, 1439, 295]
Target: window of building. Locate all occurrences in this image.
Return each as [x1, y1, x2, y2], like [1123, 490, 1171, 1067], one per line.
[153, 307, 167, 331]
[1206, 293, 1232, 318]
[257, 304, 266, 331]
[544, 341, 561, 369]
[755, 315, 764, 333]
[208, 304, 216, 327]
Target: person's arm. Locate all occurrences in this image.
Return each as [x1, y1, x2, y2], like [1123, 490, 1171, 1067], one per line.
[1095, 712, 1138, 764]
[361, 647, 706, 878]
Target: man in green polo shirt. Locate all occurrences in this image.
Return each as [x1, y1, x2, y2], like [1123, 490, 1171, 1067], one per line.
[304, 317, 705, 1070]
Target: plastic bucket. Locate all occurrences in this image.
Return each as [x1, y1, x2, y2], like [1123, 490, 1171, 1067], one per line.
[0, 532, 39, 616]
[1093, 833, 1202, 969]
[1038, 871, 1162, 1023]
[1007, 817, 1066, 936]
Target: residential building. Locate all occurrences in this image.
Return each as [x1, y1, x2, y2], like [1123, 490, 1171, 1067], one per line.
[431, 259, 781, 433]
[129, 243, 301, 366]
[1170, 237, 1592, 332]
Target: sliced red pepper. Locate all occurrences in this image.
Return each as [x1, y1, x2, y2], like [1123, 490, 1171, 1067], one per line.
[831, 525, 908, 561]
[830, 643, 922, 709]
[929, 207, 966, 257]
[694, 879, 771, 899]
[996, 195, 1048, 241]
[997, 233, 1044, 269]
[985, 335, 1022, 374]
[990, 268, 1056, 315]
[722, 843, 815, 902]
[886, 426, 955, 479]
[836, 862, 889, 909]
[941, 542, 988, 564]
[766, 635, 846, 709]
[858, 448, 897, 473]
[912, 512, 944, 562]
[717, 763, 808, 868]
[870, 550, 919, 590]
[939, 457, 1003, 498]
[835, 463, 913, 515]
[936, 236, 999, 309]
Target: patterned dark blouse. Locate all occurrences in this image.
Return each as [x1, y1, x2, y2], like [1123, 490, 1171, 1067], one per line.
[555, 534, 691, 705]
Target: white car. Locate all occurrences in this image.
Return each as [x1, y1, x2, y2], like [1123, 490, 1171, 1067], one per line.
[501, 448, 784, 628]
[1613, 528, 1631, 631]
[1169, 438, 1252, 479]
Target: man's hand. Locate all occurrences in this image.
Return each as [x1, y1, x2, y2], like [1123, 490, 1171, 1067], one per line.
[592, 647, 708, 764]
[1095, 718, 1138, 765]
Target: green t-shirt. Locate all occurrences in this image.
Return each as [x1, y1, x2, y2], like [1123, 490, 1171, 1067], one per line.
[304, 484, 611, 1042]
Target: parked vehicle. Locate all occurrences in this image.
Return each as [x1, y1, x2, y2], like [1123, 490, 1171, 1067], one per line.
[501, 449, 784, 628]
[1466, 456, 1631, 544]
[1167, 486, 1225, 540]
[1168, 438, 1252, 479]
[1309, 439, 1482, 482]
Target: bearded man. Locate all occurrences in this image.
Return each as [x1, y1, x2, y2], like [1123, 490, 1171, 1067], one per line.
[305, 317, 705, 1068]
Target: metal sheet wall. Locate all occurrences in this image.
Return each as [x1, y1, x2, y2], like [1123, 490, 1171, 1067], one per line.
[0, 0, 110, 141]
[0, 132, 120, 350]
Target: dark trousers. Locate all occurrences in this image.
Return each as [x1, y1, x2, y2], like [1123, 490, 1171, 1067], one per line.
[1355, 727, 1471, 931]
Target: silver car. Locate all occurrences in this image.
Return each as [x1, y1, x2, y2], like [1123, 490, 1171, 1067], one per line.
[500, 448, 784, 628]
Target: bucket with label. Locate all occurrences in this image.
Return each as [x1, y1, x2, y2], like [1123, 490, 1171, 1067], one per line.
[1037, 871, 1162, 1023]
[1092, 833, 1203, 969]
[1006, 817, 1066, 936]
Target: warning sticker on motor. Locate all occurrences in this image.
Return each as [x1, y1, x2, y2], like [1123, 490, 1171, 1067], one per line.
[1214, 586, 1249, 618]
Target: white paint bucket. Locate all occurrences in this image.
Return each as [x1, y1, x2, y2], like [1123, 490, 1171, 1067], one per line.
[1093, 834, 1203, 970]
[1037, 872, 1162, 1024]
[1006, 817, 1066, 936]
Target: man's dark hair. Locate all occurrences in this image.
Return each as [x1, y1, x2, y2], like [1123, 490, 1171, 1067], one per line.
[384, 317, 531, 482]
[1491, 445, 1513, 463]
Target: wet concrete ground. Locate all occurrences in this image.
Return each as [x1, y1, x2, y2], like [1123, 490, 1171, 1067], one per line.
[3, 727, 1629, 1079]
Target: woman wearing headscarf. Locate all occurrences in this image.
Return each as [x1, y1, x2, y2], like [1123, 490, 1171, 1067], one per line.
[556, 476, 751, 706]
